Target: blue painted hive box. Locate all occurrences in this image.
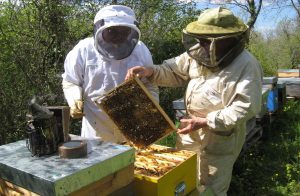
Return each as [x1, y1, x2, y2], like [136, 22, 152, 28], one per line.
[263, 77, 279, 113]
[0, 139, 134, 195]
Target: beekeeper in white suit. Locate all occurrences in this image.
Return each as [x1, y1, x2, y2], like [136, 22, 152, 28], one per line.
[62, 5, 158, 143]
[126, 7, 263, 195]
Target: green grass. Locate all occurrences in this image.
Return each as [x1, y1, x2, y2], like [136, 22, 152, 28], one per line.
[229, 100, 300, 195]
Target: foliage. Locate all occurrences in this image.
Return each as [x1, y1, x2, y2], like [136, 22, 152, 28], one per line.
[0, 0, 198, 145]
[248, 18, 300, 77]
[0, 0, 107, 144]
[229, 100, 300, 195]
[248, 32, 278, 76]
[0, 0, 71, 144]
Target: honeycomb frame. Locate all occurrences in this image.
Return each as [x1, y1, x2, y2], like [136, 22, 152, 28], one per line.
[95, 77, 176, 148]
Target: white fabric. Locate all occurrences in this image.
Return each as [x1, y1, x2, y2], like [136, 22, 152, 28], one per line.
[93, 5, 140, 39]
[149, 49, 263, 195]
[62, 80, 82, 107]
[62, 37, 158, 142]
[95, 18, 140, 39]
[94, 5, 137, 25]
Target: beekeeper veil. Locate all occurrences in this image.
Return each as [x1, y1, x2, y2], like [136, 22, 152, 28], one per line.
[93, 5, 140, 60]
[182, 7, 249, 69]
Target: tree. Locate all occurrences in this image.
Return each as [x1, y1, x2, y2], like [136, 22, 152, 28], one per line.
[0, 0, 98, 144]
[0, 0, 198, 144]
[290, 0, 300, 19]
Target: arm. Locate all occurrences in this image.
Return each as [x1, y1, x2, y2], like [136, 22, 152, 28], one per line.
[126, 52, 191, 87]
[62, 40, 86, 118]
[138, 42, 159, 101]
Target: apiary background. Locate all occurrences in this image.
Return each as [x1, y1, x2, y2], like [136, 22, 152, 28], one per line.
[133, 145, 197, 196]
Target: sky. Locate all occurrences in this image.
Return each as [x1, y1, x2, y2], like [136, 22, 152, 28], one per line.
[253, 4, 297, 33]
[180, 0, 298, 34]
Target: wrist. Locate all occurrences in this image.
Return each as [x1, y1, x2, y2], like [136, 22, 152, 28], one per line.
[196, 117, 208, 128]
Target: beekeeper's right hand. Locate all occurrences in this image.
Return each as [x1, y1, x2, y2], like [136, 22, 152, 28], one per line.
[62, 80, 84, 119]
[125, 66, 154, 80]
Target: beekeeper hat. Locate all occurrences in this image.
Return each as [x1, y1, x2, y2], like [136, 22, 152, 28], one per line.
[186, 7, 248, 35]
[93, 5, 140, 36]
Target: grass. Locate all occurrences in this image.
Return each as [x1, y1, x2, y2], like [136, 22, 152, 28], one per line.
[229, 100, 300, 195]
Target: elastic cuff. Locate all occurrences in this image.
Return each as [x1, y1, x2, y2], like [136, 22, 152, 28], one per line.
[206, 110, 220, 130]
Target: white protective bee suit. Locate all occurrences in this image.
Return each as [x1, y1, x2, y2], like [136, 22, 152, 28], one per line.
[62, 5, 158, 143]
[148, 7, 263, 195]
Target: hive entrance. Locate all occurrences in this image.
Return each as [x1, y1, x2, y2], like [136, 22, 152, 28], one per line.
[96, 77, 176, 148]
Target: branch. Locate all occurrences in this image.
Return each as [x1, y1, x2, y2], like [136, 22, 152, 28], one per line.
[290, 0, 300, 18]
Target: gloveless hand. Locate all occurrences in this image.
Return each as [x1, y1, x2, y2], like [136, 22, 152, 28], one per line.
[125, 66, 154, 80]
[177, 116, 208, 134]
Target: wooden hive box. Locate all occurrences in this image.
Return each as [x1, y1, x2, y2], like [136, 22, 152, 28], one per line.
[0, 139, 135, 196]
[133, 144, 197, 196]
[95, 77, 177, 148]
[278, 78, 300, 98]
[263, 76, 278, 86]
[278, 69, 300, 78]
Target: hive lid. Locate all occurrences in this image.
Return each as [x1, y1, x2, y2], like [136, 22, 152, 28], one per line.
[95, 77, 177, 148]
[172, 98, 185, 110]
[278, 77, 300, 85]
[263, 76, 278, 84]
[277, 69, 300, 73]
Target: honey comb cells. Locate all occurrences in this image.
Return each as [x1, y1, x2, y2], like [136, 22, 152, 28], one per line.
[134, 145, 195, 177]
[97, 78, 176, 148]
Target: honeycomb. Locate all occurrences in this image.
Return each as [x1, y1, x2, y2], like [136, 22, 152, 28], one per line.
[95, 78, 176, 148]
[134, 145, 195, 177]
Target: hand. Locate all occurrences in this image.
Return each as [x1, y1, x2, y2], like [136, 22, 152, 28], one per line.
[70, 100, 84, 119]
[125, 66, 154, 80]
[177, 116, 208, 134]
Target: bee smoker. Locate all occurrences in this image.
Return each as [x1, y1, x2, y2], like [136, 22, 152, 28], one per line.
[26, 97, 70, 156]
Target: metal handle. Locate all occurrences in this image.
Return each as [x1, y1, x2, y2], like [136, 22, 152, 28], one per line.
[175, 181, 186, 196]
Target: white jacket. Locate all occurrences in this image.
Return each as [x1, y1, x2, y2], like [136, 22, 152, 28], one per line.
[149, 49, 263, 194]
[151, 49, 262, 135]
[62, 37, 158, 142]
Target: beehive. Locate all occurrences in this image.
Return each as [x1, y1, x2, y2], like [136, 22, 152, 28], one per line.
[278, 77, 300, 98]
[133, 145, 197, 196]
[278, 69, 300, 78]
[0, 139, 135, 196]
[95, 77, 177, 148]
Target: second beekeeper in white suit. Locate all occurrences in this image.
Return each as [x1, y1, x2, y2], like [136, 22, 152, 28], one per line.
[62, 5, 158, 143]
